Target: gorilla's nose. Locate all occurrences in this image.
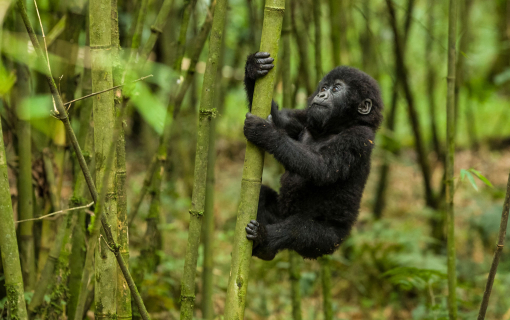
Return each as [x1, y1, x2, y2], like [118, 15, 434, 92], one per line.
[318, 91, 328, 98]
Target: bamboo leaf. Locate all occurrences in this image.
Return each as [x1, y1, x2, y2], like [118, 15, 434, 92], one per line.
[466, 171, 478, 191]
[469, 169, 494, 188]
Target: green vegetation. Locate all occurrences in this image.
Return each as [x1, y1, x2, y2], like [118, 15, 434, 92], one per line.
[0, 0, 510, 319]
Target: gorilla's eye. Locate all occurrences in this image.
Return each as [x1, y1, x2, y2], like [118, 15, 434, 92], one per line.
[320, 86, 327, 92]
[332, 85, 341, 92]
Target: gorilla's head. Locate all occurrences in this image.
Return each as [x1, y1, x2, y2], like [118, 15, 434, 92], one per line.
[306, 66, 383, 133]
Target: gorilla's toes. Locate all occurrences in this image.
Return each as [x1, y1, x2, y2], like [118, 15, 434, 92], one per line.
[245, 220, 260, 240]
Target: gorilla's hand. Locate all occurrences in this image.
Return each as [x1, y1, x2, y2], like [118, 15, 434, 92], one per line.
[245, 52, 274, 80]
[246, 220, 276, 261]
[244, 113, 279, 149]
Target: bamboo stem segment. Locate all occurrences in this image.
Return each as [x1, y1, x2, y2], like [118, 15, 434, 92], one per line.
[179, 0, 227, 318]
[223, 1, 285, 318]
[445, 0, 458, 318]
[15, 1, 150, 318]
[0, 100, 28, 320]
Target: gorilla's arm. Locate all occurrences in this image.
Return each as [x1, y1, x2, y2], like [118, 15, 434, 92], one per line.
[244, 120, 374, 185]
[244, 52, 306, 139]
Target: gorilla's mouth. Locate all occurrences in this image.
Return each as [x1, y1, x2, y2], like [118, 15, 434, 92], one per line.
[311, 103, 329, 109]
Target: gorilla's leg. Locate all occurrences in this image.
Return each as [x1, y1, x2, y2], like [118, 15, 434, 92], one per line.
[246, 185, 282, 260]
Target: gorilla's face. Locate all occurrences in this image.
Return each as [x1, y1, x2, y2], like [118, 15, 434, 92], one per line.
[306, 66, 382, 133]
[308, 79, 349, 128]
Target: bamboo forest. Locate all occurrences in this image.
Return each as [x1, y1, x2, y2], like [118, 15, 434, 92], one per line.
[1, 0, 510, 319]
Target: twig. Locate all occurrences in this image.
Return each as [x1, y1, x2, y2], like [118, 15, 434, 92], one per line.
[63, 75, 153, 106]
[100, 235, 115, 252]
[33, 0, 57, 113]
[477, 172, 510, 320]
[16, 202, 94, 223]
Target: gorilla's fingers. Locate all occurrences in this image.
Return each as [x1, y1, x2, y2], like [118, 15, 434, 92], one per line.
[259, 64, 274, 70]
[254, 52, 271, 58]
[250, 220, 259, 226]
[256, 57, 274, 65]
[246, 227, 256, 235]
[257, 70, 269, 76]
[246, 234, 258, 240]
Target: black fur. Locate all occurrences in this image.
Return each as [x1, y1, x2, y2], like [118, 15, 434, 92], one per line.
[243, 52, 383, 260]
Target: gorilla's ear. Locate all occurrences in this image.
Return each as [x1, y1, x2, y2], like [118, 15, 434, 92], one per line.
[358, 99, 372, 115]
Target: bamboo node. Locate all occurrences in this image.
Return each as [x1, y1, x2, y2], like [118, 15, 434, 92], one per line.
[150, 25, 163, 34]
[90, 44, 112, 50]
[265, 6, 285, 13]
[497, 244, 504, 248]
[199, 108, 218, 119]
[181, 295, 196, 302]
[51, 110, 67, 121]
[189, 210, 204, 217]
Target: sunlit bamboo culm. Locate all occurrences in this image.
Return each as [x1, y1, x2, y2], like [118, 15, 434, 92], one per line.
[223, 1, 285, 318]
[445, 0, 458, 319]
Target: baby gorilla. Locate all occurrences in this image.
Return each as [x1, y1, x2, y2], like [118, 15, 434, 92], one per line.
[243, 52, 383, 260]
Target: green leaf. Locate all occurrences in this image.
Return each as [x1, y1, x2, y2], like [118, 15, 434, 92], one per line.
[469, 169, 494, 188]
[460, 169, 467, 181]
[466, 171, 478, 191]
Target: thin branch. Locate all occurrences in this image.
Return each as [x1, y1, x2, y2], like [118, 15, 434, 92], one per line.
[63, 75, 153, 106]
[16, 202, 94, 223]
[477, 172, 510, 319]
[33, 0, 57, 113]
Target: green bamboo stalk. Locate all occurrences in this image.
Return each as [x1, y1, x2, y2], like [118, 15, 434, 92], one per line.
[445, 0, 458, 318]
[313, 0, 322, 84]
[179, 0, 227, 318]
[291, 0, 313, 94]
[454, 0, 474, 137]
[282, 0, 292, 110]
[129, 5, 215, 229]
[67, 39, 93, 320]
[137, 0, 200, 266]
[282, 3, 301, 317]
[328, 0, 341, 66]
[319, 256, 333, 320]
[15, 2, 150, 319]
[201, 14, 227, 318]
[173, 0, 198, 71]
[477, 172, 510, 319]
[201, 92, 217, 320]
[289, 251, 302, 320]
[0, 96, 28, 320]
[111, 0, 132, 318]
[425, 0, 442, 160]
[90, 0, 118, 317]
[138, 0, 176, 68]
[128, 0, 148, 64]
[13, 59, 35, 292]
[224, 1, 285, 318]
[73, 133, 118, 320]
